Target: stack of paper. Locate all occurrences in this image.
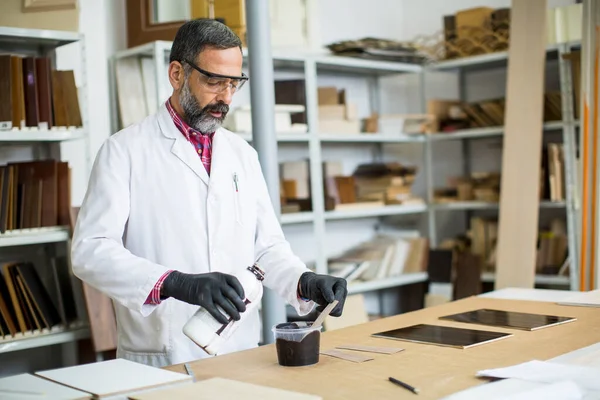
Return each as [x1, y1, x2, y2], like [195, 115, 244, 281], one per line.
[558, 289, 600, 308]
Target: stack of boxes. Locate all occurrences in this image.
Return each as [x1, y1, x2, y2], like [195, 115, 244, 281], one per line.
[317, 87, 360, 134]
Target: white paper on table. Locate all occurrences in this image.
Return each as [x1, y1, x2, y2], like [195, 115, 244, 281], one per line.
[558, 289, 600, 307]
[501, 380, 584, 400]
[476, 360, 600, 391]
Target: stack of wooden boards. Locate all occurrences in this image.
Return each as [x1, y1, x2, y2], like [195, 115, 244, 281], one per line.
[542, 143, 566, 202]
[0, 258, 78, 339]
[316, 86, 360, 134]
[223, 104, 307, 133]
[440, 217, 568, 277]
[427, 96, 562, 133]
[328, 234, 429, 284]
[0, 54, 81, 131]
[274, 81, 436, 136]
[433, 144, 565, 205]
[0, 160, 72, 233]
[440, 3, 582, 60]
[279, 161, 423, 213]
[435, 172, 501, 203]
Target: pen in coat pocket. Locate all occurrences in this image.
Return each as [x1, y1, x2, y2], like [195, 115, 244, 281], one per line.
[233, 173, 239, 192]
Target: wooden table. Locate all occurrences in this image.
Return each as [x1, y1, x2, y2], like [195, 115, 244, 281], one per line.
[165, 296, 600, 399]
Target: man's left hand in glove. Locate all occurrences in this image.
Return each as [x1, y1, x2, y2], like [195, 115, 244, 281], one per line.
[297, 272, 348, 317]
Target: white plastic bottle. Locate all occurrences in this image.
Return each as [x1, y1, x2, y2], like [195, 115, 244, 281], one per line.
[182, 264, 265, 355]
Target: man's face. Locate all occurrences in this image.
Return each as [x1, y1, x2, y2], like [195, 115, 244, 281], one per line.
[170, 47, 243, 133]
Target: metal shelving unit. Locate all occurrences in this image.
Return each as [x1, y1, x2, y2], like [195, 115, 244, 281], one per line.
[425, 42, 581, 290]
[0, 27, 91, 352]
[109, 37, 581, 294]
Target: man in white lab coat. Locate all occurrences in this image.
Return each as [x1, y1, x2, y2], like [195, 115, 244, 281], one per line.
[71, 19, 347, 368]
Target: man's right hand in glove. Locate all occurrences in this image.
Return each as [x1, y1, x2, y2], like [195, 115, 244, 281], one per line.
[161, 271, 246, 324]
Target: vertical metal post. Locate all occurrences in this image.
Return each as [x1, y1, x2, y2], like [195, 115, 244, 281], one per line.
[304, 58, 328, 275]
[420, 70, 437, 247]
[244, 0, 286, 344]
[557, 42, 580, 291]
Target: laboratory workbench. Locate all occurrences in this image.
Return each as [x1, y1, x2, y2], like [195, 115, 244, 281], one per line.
[165, 292, 600, 399]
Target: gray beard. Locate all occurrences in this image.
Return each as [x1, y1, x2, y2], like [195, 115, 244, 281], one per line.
[178, 80, 226, 133]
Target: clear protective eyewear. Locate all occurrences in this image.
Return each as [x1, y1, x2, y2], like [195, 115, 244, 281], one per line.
[182, 59, 248, 94]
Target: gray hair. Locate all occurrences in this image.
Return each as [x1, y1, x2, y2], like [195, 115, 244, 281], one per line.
[170, 19, 242, 77]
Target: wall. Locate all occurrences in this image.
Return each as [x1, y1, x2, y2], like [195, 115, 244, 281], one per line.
[317, 0, 404, 47]
[0, 0, 79, 31]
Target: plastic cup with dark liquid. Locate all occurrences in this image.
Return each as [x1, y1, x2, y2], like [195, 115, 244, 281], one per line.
[272, 322, 322, 367]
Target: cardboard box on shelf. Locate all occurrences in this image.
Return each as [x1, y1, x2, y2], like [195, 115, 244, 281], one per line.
[318, 87, 340, 105]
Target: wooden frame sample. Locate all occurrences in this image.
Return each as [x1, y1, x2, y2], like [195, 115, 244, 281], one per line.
[126, 0, 184, 48]
[22, 0, 77, 12]
[495, 0, 548, 289]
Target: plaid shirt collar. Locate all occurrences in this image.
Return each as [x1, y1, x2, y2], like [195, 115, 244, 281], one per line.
[165, 98, 215, 140]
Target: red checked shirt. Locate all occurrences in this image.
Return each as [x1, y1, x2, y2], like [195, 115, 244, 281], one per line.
[144, 99, 215, 305]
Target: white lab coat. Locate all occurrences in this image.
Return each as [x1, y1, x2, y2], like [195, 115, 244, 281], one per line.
[71, 103, 314, 368]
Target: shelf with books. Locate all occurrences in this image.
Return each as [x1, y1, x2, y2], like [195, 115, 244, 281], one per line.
[324, 203, 427, 221]
[0, 32, 85, 136]
[0, 227, 71, 247]
[0, 323, 90, 354]
[348, 272, 429, 294]
[481, 272, 570, 286]
[0, 128, 85, 142]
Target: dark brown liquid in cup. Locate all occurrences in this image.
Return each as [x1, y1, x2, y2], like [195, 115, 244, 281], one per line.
[276, 331, 320, 366]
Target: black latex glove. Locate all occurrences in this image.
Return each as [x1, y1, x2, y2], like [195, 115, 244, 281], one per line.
[161, 271, 246, 324]
[298, 272, 347, 317]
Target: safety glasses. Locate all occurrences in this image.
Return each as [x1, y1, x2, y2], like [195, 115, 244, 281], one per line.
[182, 59, 248, 94]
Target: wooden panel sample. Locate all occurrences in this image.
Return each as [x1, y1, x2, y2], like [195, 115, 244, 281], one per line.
[82, 283, 118, 353]
[21, 57, 39, 127]
[10, 55, 25, 129]
[70, 206, 117, 353]
[0, 55, 12, 130]
[35, 57, 53, 129]
[495, 0, 548, 290]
